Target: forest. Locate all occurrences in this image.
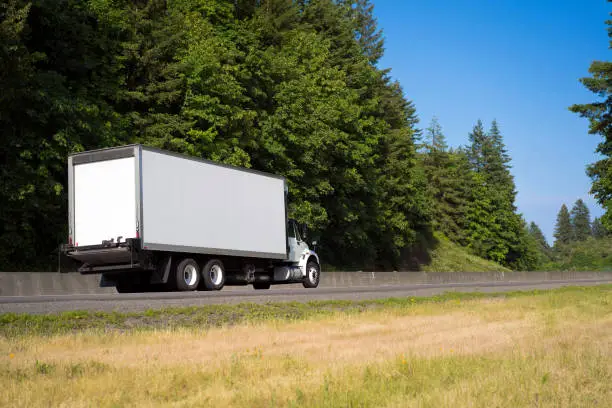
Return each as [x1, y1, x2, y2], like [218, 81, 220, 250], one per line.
[1, 0, 609, 272]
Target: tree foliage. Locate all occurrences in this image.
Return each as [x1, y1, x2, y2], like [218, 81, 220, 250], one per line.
[570, 199, 592, 242]
[0, 0, 538, 271]
[554, 204, 572, 247]
[569, 11, 612, 230]
[592, 217, 610, 238]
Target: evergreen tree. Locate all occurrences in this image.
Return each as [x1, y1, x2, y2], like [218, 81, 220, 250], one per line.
[424, 116, 448, 152]
[487, 119, 515, 201]
[0, 0, 124, 269]
[569, 11, 612, 230]
[592, 217, 609, 238]
[339, 0, 384, 64]
[114, 0, 191, 150]
[554, 204, 572, 246]
[467, 120, 488, 172]
[528, 221, 552, 262]
[463, 120, 533, 269]
[528, 222, 550, 251]
[421, 118, 470, 244]
[506, 218, 541, 271]
[570, 199, 591, 241]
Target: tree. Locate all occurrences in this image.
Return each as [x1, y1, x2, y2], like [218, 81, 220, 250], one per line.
[424, 116, 447, 152]
[421, 118, 470, 244]
[463, 119, 533, 269]
[529, 222, 550, 251]
[554, 204, 572, 246]
[339, 0, 384, 64]
[592, 217, 609, 238]
[467, 120, 488, 172]
[528, 221, 552, 262]
[570, 199, 592, 241]
[569, 11, 612, 230]
[0, 0, 124, 270]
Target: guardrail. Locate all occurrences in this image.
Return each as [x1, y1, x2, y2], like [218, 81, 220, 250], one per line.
[1, 271, 611, 297]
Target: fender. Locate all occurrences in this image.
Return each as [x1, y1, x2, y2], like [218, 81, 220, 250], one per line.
[298, 250, 320, 276]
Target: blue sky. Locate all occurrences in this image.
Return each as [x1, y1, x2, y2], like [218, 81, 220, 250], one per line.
[372, 0, 610, 244]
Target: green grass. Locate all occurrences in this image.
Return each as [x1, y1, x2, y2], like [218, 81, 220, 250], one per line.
[1, 285, 609, 338]
[422, 234, 510, 272]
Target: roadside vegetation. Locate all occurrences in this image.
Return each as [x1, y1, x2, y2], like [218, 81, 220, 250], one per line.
[530, 199, 612, 271]
[2, 0, 542, 273]
[420, 234, 510, 272]
[543, 236, 612, 271]
[1, 285, 610, 407]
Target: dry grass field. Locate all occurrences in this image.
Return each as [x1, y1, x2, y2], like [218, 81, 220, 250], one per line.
[1, 286, 611, 407]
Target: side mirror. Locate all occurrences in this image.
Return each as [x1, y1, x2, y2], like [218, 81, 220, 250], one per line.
[301, 223, 308, 240]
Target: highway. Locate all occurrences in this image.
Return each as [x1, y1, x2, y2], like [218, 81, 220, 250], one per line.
[1, 277, 611, 314]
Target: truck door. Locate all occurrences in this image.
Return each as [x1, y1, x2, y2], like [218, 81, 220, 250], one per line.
[287, 220, 309, 263]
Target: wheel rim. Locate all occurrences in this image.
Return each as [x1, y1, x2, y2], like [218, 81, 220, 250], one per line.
[183, 264, 198, 286]
[209, 264, 223, 285]
[308, 266, 319, 283]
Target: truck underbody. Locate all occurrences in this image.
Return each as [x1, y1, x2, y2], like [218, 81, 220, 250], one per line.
[62, 238, 320, 293]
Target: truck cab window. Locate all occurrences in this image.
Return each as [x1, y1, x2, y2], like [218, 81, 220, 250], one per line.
[287, 220, 296, 238]
[294, 223, 302, 242]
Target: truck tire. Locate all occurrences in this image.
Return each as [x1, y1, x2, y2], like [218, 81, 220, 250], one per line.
[175, 258, 201, 291]
[200, 259, 225, 290]
[303, 261, 320, 288]
[253, 282, 271, 290]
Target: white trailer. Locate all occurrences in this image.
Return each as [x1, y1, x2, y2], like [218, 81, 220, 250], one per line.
[62, 144, 320, 293]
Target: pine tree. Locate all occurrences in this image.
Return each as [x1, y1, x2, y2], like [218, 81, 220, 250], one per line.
[463, 120, 533, 269]
[115, 0, 190, 150]
[569, 11, 612, 230]
[421, 118, 470, 244]
[467, 120, 488, 172]
[529, 222, 550, 251]
[339, 0, 384, 64]
[570, 199, 591, 241]
[554, 204, 572, 246]
[592, 217, 609, 238]
[424, 116, 447, 152]
[528, 221, 552, 262]
[487, 119, 515, 202]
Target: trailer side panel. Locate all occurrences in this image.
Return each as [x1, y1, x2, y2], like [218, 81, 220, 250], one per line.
[140, 149, 287, 259]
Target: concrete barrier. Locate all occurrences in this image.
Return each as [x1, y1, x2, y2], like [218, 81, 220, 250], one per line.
[320, 271, 612, 287]
[1, 271, 612, 297]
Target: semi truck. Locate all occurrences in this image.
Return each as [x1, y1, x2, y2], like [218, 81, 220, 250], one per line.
[60, 144, 321, 293]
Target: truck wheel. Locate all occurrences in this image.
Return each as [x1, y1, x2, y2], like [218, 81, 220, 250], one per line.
[175, 258, 201, 291]
[200, 259, 225, 290]
[253, 282, 271, 290]
[303, 261, 320, 288]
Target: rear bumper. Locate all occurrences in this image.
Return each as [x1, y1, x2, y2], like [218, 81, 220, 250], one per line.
[66, 247, 133, 265]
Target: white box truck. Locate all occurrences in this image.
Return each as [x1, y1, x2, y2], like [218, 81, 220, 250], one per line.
[61, 144, 321, 293]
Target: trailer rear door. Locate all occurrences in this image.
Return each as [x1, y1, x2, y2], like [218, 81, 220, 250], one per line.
[73, 156, 137, 247]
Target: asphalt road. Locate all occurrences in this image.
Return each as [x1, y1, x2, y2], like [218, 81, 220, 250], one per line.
[1, 278, 611, 314]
